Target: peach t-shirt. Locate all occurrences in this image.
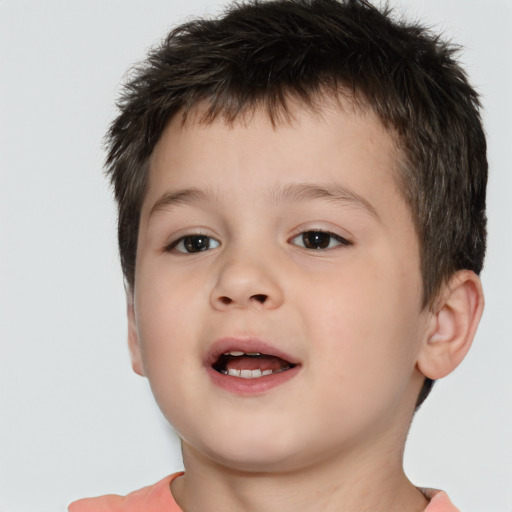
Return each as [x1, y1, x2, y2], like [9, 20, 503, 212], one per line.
[68, 473, 460, 512]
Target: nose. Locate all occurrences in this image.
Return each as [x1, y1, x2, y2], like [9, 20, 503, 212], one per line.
[210, 249, 285, 311]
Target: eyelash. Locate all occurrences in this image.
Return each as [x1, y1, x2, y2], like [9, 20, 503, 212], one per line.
[165, 229, 352, 254]
[289, 230, 352, 250]
[165, 233, 220, 254]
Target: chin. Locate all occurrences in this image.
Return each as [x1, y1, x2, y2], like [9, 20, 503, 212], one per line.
[184, 427, 307, 473]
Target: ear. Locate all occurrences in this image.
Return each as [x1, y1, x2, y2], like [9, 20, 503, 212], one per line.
[417, 270, 484, 380]
[127, 291, 145, 377]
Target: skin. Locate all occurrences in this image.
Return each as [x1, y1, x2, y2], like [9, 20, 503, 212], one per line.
[128, 98, 483, 512]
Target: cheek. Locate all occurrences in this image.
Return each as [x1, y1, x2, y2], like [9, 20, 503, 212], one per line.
[134, 266, 207, 382]
[303, 256, 423, 392]
[133, 278, 206, 431]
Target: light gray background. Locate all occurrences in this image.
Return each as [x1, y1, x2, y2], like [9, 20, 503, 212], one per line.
[1, 1, 511, 511]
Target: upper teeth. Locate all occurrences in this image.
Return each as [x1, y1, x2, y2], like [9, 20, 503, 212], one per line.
[224, 351, 261, 356]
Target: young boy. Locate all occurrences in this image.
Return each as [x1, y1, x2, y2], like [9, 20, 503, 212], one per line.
[69, 0, 486, 510]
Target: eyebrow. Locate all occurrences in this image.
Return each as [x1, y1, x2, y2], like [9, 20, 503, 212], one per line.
[148, 182, 379, 220]
[268, 182, 380, 220]
[149, 187, 213, 218]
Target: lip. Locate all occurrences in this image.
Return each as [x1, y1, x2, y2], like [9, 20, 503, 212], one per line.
[204, 337, 301, 395]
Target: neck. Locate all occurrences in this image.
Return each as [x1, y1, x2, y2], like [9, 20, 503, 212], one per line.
[171, 439, 428, 512]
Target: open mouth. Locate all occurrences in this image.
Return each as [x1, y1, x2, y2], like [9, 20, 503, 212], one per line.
[212, 351, 297, 379]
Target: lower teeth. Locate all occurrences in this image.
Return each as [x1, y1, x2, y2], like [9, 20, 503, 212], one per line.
[221, 368, 288, 378]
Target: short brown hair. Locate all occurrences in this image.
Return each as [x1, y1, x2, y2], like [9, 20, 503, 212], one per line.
[105, 0, 487, 406]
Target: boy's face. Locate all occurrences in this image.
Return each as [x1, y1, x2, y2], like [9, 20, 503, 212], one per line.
[130, 99, 431, 472]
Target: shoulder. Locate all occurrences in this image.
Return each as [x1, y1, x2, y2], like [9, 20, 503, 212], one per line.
[68, 473, 183, 512]
[422, 488, 461, 512]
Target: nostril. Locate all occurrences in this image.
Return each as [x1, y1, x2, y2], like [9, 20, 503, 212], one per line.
[214, 293, 270, 307]
[251, 294, 268, 304]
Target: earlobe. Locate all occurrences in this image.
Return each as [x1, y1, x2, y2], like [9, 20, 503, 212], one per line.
[417, 270, 484, 380]
[127, 292, 145, 377]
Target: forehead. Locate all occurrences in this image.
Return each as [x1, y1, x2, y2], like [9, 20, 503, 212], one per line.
[144, 97, 402, 213]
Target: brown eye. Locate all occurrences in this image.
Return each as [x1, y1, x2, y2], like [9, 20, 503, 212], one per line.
[170, 235, 220, 253]
[292, 230, 350, 250]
